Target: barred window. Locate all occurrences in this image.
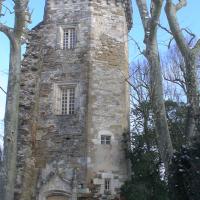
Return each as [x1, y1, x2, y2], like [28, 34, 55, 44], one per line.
[101, 135, 111, 145]
[63, 28, 76, 49]
[54, 85, 75, 115]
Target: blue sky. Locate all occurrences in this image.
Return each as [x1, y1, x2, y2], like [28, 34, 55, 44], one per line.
[0, 0, 200, 144]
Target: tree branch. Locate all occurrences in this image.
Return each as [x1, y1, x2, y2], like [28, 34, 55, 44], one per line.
[158, 23, 172, 35]
[136, 0, 150, 32]
[0, 86, 6, 94]
[164, 76, 187, 94]
[149, 0, 163, 35]
[0, 1, 14, 15]
[129, 34, 145, 55]
[192, 39, 200, 55]
[165, 0, 189, 57]
[181, 28, 195, 46]
[0, 23, 15, 44]
[167, 37, 175, 49]
[0, 0, 4, 15]
[175, 0, 187, 11]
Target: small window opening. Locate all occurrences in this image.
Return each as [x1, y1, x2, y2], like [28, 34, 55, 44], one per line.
[61, 87, 75, 115]
[101, 135, 111, 144]
[63, 28, 76, 50]
[54, 85, 75, 115]
[104, 178, 111, 191]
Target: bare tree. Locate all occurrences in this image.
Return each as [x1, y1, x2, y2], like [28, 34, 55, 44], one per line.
[165, 0, 200, 138]
[0, 1, 30, 200]
[162, 45, 187, 97]
[136, 0, 173, 172]
[130, 61, 151, 137]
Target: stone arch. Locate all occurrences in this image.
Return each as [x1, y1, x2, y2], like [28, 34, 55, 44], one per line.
[38, 175, 72, 200]
[37, 162, 75, 200]
[46, 190, 70, 200]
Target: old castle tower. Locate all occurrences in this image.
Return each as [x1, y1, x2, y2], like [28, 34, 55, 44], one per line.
[15, 0, 132, 199]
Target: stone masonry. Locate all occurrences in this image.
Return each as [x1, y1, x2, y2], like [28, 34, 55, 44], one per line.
[15, 0, 132, 199]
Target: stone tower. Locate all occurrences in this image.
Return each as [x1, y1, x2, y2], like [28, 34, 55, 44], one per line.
[15, 0, 132, 199]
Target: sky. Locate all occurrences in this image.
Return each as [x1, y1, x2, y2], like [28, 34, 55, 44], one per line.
[0, 0, 200, 145]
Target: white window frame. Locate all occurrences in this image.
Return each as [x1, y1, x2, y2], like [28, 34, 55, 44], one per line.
[54, 84, 76, 115]
[63, 28, 76, 50]
[101, 135, 111, 145]
[61, 87, 75, 115]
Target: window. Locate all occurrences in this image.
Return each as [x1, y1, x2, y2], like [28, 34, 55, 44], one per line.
[101, 135, 111, 144]
[104, 178, 111, 191]
[61, 87, 75, 114]
[63, 28, 76, 49]
[54, 85, 75, 115]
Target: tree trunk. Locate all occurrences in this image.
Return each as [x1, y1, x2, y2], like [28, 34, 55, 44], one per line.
[3, 39, 21, 200]
[146, 38, 174, 172]
[165, 0, 200, 138]
[184, 54, 199, 137]
[136, 0, 174, 172]
[0, 1, 30, 199]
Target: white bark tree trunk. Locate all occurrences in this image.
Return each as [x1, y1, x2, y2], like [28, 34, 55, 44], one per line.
[3, 39, 21, 200]
[165, 0, 200, 138]
[136, 0, 174, 172]
[0, 1, 30, 199]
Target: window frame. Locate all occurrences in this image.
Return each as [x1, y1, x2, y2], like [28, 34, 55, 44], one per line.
[104, 178, 111, 192]
[62, 28, 77, 50]
[60, 87, 75, 115]
[101, 135, 111, 145]
[54, 83, 76, 115]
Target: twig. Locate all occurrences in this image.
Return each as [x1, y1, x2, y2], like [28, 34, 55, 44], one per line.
[128, 34, 145, 55]
[181, 28, 195, 46]
[0, 69, 8, 75]
[0, 2, 14, 15]
[168, 37, 174, 49]
[158, 23, 172, 35]
[0, 86, 6, 94]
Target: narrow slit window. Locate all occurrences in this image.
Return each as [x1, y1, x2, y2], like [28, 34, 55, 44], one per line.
[105, 178, 111, 191]
[63, 28, 76, 50]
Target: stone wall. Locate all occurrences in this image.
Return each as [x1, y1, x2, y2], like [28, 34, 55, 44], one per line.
[14, 0, 132, 199]
[86, 1, 130, 199]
